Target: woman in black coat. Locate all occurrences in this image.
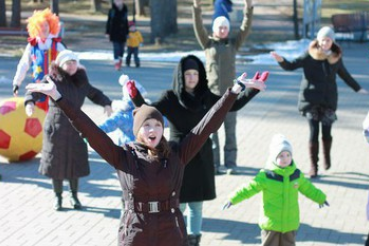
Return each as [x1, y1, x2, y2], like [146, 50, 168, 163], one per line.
[25, 50, 112, 211]
[129, 54, 267, 245]
[271, 26, 367, 178]
[105, 0, 129, 71]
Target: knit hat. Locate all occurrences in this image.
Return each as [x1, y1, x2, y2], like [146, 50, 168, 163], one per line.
[212, 16, 230, 34]
[269, 134, 293, 161]
[133, 105, 164, 136]
[119, 74, 147, 99]
[55, 49, 79, 67]
[182, 58, 199, 72]
[317, 26, 335, 42]
[128, 21, 135, 27]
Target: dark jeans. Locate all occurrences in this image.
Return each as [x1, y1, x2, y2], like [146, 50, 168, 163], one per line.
[112, 41, 126, 61]
[126, 47, 140, 66]
[307, 119, 333, 143]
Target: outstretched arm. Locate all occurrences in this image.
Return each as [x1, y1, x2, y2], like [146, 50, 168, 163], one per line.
[26, 77, 127, 171]
[234, 0, 254, 50]
[193, 0, 209, 49]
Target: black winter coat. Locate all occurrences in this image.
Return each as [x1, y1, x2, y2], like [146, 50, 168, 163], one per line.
[278, 40, 362, 113]
[106, 4, 129, 43]
[25, 69, 112, 179]
[55, 89, 238, 246]
[132, 55, 260, 203]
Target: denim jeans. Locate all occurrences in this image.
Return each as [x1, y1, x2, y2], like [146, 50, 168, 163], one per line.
[112, 41, 125, 61]
[180, 201, 203, 235]
[126, 47, 140, 66]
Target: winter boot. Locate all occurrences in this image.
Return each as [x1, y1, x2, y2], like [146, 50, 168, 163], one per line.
[69, 179, 82, 209]
[187, 234, 201, 246]
[308, 142, 319, 178]
[322, 138, 332, 170]
[70, 192, 82, 209]
[54, 193, 62, 211]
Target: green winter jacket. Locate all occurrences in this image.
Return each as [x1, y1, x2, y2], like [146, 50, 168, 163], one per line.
[229, 160, 326, 233]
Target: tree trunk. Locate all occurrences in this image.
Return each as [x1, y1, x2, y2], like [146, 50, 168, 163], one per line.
[10, 0, 21, 28]
[50, 0, 59, 16]
[91, 0, 102, 12]
[149, 0, 177, 44]
[293, 0, 299, 40]
[0, 0, 7, 27]
[135, 0, 149, 16]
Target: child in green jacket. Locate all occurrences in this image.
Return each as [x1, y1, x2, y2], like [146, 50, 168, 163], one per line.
[223, 134, 329, 246]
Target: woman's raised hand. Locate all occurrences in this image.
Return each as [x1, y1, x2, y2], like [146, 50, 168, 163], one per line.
[237, 71, 269, 91]
[26, 76, 62, 101]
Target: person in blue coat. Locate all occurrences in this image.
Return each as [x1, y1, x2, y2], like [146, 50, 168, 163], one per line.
[213, 0, 233, 21]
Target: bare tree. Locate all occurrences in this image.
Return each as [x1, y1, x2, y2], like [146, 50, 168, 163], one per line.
[149, 0, 177, 44]
[91, 0, 102, 12]
[51, 0, 59, 16]
[0, 0, 7, 27]
[10, 0, 21, 27]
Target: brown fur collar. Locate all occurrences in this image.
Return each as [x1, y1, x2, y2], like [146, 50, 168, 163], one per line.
[308, 39, 342, 64]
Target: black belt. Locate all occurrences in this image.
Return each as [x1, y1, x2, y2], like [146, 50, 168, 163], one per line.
[124, 199, 179, 213]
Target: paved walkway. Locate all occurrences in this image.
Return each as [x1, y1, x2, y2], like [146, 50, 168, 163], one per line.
[1, 41, 369, 246]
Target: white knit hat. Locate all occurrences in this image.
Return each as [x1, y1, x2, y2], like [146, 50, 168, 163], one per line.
[55, 50, 79, 67]
[212, 16, 230, 34]
[269, 134, 293, 161]
[317, 26, 335, 42]
[118, 74, 147, 99]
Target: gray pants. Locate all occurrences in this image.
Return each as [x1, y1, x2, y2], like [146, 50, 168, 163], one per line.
[261, 230, 296, 246]
[212, 111, 237, 168]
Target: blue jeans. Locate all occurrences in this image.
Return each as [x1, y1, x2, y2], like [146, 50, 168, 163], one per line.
[112, 41, 125, 61]
[180, 202, 203, 235]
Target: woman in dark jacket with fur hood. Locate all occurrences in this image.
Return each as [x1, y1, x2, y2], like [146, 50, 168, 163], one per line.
[129, 54, 268, 245]
[271, 26, 368, 178]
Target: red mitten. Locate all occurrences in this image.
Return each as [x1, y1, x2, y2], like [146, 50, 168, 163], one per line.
[252, 71, 260, 80]
[126, 80, 137, 98]
[259, 71, 269, 82]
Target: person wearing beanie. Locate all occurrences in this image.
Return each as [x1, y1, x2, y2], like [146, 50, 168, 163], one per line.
[25, 64, 259, 245]
[193, 0, 254, 176]
[105, 0, 129, 71]
[12, 8, 66, 111]
[270, 26, 368, 178]
[223, 134, 329, 246]
[127, 54, 268, 246]
[125, 21, 144, 68]
[24, 49, 113, 212]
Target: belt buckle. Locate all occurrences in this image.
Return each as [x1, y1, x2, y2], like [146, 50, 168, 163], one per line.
[148, 201, 160, 213]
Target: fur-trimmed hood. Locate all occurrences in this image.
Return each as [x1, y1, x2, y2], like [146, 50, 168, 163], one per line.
[172, 55, 210, 112]
[308, 39, 342, 64]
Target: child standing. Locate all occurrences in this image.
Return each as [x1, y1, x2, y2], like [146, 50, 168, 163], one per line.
[223, 134, 329, 246]
[125, 21, 144, 68]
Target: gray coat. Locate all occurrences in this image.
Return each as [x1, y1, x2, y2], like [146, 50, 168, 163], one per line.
[25, 69, 112, 179]
[193, 5, 253, 95]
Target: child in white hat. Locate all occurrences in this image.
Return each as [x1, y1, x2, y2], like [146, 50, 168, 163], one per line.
[223, 134, 329, 246]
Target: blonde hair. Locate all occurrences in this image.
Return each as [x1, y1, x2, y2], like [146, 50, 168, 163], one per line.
[27, 8, 60, 38]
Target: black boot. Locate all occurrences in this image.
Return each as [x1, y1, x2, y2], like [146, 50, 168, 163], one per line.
[322, 138, 332, 170]
[54, 193, 62, 211]
[70, 192, 82, 209]
[308, 142, 319, 178]
[187, 234, 201, 246]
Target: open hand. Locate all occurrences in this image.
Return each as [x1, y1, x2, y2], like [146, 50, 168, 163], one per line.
[25, 102, 35, 116]
[270, 51, 284, 62]
[237, 71, 269, 91]
[104, 105, 113, 117]
[25, 76, 62, 101]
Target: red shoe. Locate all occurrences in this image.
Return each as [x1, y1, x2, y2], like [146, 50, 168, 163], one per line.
[115, 60, 122, 71]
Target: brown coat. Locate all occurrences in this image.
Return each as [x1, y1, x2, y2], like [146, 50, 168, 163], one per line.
[56, 89, 237, 246]
[25, 69, 112, 179]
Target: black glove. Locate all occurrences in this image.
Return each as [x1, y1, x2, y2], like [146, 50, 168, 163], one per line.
[13, 85, 19, 95]
[319, 201, 329, 208]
